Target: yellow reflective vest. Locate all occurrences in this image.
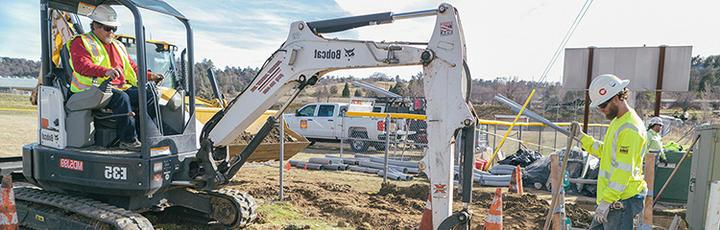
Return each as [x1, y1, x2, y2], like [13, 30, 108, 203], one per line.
[580, 109, 647, 204]
[66, 32, 137, 93]
[647, 129, 666, 161]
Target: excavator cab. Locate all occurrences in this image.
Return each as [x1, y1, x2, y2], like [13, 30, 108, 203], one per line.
[37, 0, 197, 151]
[12, 1, 259, 229]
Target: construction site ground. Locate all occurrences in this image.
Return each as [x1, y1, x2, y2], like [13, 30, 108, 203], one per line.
[0, 96, 688, 229]
[150, 146, 687, 230]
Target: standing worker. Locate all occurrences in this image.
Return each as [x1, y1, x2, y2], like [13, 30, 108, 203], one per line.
[573, 74, 648, 229]
[646, 117, 667, 165]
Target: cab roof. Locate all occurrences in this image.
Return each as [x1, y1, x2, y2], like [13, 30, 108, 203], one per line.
[49, 0, 186, 20]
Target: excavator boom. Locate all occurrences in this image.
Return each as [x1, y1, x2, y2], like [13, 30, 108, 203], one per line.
[200, 4, 476, 229]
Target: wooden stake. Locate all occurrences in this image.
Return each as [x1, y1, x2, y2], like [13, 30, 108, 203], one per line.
[550, 154, 563, 230]
[642, 152, 655, 228]
[543, 123, 578, 230]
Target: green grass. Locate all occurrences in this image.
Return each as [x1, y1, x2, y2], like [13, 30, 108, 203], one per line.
[0, 93, 36, 111]
[255, 202, 352, 229]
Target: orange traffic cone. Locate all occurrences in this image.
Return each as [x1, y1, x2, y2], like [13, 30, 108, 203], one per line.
[419, 192, 432, 230]
[284, 161, 292, 171]
[484, 188, 503, 230]
[0, 175, 17, 230]
[509, 165, 524, 195]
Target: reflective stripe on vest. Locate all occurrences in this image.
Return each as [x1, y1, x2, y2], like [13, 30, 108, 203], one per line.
[67, 33, 137, 92]
[610, 123, 638, 175]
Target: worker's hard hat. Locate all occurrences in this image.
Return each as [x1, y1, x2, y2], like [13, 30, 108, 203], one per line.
[588, 74, 630, 108]
[89, 4, 120, 27]
[647, 117, 664, 128]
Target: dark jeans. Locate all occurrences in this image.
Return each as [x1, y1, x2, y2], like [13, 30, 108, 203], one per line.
[106, 86, 156, 143]
[589, 196, 645, 230]
[107, 88, 135, 143]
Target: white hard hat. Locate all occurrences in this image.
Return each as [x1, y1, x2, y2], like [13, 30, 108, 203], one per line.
[588, 74, 630, 108]
[89, 4, 120, 27]
[647, 117, 663, 128]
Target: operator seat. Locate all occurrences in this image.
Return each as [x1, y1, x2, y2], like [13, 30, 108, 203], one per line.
[59, 45, 114, 147]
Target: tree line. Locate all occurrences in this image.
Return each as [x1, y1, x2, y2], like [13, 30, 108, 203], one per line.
[3, 54, 720, 120]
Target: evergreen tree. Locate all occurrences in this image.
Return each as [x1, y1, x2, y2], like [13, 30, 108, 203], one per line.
[354, 89, 363, 97]
[342, 82, 351, 97]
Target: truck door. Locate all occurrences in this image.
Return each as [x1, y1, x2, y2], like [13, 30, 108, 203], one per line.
[294, 104, 317, 137]
[313, 104, 337, 139]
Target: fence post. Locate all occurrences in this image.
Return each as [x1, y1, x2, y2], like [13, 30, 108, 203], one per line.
[538, 126, 543, 152]
[279, 115, 285, 200]
[553, 129, 558, 150]
[493, 125, 497, 151]
[340, 115, 344, 159]
[384, 114, 390, 183]
[485, 124, 489, 146]
[518, 126, 523, 149]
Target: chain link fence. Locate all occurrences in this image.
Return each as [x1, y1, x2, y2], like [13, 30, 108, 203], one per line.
[340, 114, 428, 161]
[336, 112, 610, 161]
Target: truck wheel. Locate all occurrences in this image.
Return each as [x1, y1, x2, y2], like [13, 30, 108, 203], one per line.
[373, 142, 386, 151]
[350, 139, 369, 153]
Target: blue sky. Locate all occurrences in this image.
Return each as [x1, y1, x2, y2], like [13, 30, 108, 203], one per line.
[2, 0, 719, 82]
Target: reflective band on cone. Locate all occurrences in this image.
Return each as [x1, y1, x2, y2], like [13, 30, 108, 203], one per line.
[419, 193, 432, 230]
[508, 165, 523, 195]
[0, 175, 17, 230]
[484, 188, 503, 230]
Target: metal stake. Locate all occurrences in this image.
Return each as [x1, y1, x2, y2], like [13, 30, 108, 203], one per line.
[279, 115, 285, 200]
[340, 115, 344, 159]
[384, 114, 391, 183]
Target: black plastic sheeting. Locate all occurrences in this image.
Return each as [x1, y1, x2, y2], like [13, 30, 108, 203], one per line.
[498, 148, 543, 167]
[522, 148, 600, 197]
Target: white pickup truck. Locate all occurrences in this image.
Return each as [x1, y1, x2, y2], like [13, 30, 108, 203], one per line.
[283, 102, 397, 153]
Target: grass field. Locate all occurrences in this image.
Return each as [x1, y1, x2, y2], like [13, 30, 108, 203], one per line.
[0, 93, 37, 157]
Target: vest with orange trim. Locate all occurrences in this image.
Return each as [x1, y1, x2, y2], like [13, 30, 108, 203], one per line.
[66, 32, 137, 93]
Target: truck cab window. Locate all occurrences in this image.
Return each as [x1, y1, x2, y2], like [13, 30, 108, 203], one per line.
[318, 105, 335, 117]
[297, 105, 316, 117]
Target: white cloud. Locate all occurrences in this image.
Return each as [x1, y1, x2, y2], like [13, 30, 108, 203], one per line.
[333, 0, 720, 82]
[2, 0, 719, 82]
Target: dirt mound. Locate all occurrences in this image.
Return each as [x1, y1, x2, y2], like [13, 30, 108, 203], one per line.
[377, 183, 429, 200]
[234, 178, 425, 229]
[155, 165, 592, 229]
[241, 179, 592, 229]
[232, 127, 297, 144]
[470, 191, 592, 229]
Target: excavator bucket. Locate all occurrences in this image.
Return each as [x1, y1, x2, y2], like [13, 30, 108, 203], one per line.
[196, 106, 309, 162]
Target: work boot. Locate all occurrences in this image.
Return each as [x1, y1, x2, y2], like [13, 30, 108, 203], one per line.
[118, 139, 142, 151]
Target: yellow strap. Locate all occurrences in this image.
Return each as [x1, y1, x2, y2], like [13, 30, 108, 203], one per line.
[484, 88, 537, 171]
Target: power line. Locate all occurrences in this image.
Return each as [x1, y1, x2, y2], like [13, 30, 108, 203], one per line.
[537, 0, 595, 85]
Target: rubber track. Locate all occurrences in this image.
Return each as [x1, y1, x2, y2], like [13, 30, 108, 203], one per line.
[208, 189, 257, 229]
[14, 187, 154, 230]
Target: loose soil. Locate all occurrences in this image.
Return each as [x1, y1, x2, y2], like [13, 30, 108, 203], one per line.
[149, 165, 593, 229]
[232, 127, 298, 144]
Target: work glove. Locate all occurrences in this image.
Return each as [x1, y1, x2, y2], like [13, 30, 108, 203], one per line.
[571, 122, 585, 139]
[593, 201, 611, 223]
